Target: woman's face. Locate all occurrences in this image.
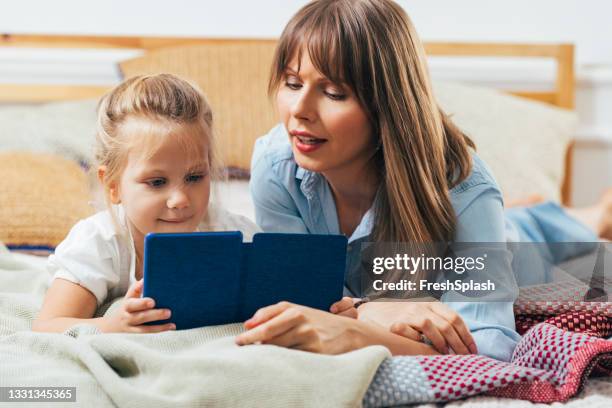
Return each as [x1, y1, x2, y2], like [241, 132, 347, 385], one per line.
[276, 52, 376, 176]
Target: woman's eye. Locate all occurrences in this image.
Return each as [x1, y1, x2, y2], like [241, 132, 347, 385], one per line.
[147, 178, 166, 188]
[324, 90, 346, 101]
[186, 173, 205, 183]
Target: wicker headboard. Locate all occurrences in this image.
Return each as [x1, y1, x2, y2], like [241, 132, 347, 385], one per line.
[0, 35, 575, 107]
[0, 34, 575, 203]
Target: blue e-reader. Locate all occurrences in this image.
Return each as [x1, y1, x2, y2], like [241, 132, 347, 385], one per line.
[142, 231, 347, 330]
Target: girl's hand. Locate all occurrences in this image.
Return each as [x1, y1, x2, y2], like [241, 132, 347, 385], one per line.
[357, 301, 477, 355]
[329, 297, 359, 318]
[102, 279, 176, 333]
[235, 301, 362, 354]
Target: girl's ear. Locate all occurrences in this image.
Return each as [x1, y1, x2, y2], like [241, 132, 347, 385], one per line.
[97, 166, 107, 185]
[97, 165, 121, 204]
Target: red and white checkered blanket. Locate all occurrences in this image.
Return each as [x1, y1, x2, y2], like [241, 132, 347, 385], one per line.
[363, 287, 612, 406]
[364, 321, 611, 406]
[514, 277, 612, 338]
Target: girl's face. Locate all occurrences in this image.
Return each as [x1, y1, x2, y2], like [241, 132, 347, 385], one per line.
[276, 52, 376, 176]
[111, 118, 211, 242]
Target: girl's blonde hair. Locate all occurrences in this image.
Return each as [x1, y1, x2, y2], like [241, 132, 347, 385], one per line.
[95, 73, 221, 211]
[269, 0, 475, 244]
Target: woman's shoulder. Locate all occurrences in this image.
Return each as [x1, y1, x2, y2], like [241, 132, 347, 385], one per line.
[450, 152, 503, 216]
[251, 124, 298, 180]
[250, 124, 314, 208]
[451, 152, 499, 193]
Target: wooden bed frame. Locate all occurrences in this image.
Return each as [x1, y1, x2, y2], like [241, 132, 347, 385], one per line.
[0, 34, 575, 204]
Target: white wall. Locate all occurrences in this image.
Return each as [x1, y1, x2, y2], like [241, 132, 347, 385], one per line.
[1, 0, 610, 64]
[401, 0, 612, 66]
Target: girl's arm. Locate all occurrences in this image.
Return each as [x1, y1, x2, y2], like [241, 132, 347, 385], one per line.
[32, 279, 105, 332]
[33, 278, 176, 334]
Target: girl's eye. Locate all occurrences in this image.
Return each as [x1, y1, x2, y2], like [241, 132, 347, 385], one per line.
[285, 81, 302, 90]
[186, 173, 205, 183]
[147, 178, 166, 188]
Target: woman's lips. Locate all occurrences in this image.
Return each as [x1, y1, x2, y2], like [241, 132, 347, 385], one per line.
[290, 130, 327, 154]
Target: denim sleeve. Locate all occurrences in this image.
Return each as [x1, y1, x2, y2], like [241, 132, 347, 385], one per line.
[250, 138, 309, 234]
[445, 184, 521, 361]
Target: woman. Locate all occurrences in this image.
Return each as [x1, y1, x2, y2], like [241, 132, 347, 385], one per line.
[236, 0, 609, 360]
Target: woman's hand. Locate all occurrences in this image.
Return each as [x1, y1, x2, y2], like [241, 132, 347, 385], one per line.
[357, 301, 477, 355]
[329, 297, 359, 318]
[101, 279, 176, 333]
[235, 301, 363, 354]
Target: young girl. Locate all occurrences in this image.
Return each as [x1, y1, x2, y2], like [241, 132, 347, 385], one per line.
[33, 74, 263, 333]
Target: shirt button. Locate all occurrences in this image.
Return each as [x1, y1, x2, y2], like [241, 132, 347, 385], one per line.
[347, 245, 353, 252]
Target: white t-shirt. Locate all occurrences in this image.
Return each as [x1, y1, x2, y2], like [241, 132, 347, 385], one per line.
[47, 204, 261, 306]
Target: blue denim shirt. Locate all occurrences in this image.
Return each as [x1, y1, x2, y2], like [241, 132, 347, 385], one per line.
[250, 124, 521, 361]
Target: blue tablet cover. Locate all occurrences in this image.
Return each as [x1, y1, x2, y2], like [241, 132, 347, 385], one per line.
[143, 232, 347, 330]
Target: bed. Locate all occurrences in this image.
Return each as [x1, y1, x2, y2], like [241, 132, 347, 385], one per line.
[0, 34, 610, 407]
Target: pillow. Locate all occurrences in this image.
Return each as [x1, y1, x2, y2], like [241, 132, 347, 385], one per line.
[0, 99, 98, 166]
[119, 42, 279, 176]
[433, 81, 577, 202]
[0, 152, 94, 250]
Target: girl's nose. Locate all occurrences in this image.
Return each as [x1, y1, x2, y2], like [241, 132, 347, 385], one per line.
[167, 188, 190, 209]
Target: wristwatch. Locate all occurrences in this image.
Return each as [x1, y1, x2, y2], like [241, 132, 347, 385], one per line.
[353, 297, 370, 309]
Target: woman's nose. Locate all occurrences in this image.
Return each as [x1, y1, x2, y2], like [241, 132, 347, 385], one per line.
[290, 89, 316, 122]
[166, 188, 190, 209]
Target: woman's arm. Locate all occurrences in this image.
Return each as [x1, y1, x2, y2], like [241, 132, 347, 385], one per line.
[356, 161, 520, 359]
[443, 168, 522, 361]
[357, 301, 477, 354]
[355, 320, 440, 356]
[235, 301, 439, 356]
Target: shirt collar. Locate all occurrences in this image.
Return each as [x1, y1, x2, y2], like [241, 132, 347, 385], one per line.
[296, 166, 320, 202]
[295, 166, 307, 180]
[295, 166, 376, 242]
[347, 206, 375, 243]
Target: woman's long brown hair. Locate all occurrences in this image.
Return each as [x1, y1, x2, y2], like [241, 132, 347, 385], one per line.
[269, 0, 475, 243]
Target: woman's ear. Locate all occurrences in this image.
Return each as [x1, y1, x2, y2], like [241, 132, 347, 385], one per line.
[97, 165, 121, 204]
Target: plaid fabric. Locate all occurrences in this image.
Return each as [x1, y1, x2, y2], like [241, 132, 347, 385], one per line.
[513, 277, 612, 316]
[514, 275, 612, 367]
[364, 279, 612, 407]
[364, 323, 612, 406]
[516, 312, 612, 338]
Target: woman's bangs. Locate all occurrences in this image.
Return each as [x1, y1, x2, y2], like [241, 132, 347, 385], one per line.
[271, 6, 354, 92]
[305, 22, 349, 87]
